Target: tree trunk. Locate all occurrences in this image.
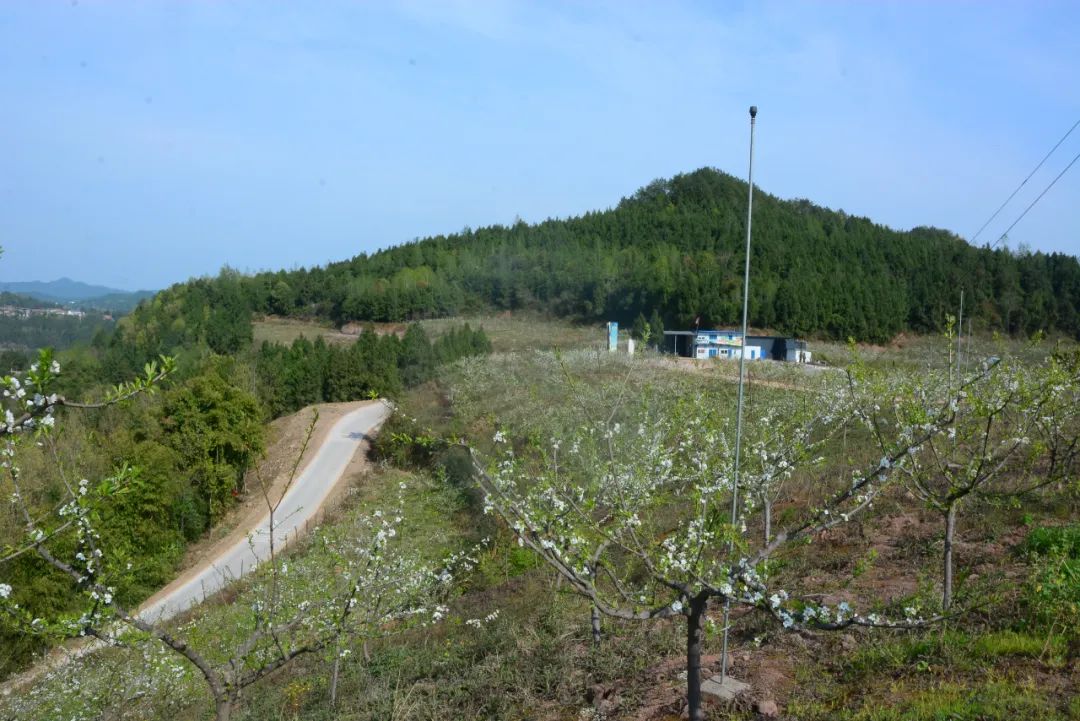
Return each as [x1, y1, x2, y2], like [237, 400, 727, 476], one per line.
[591, 603, 602, 645]
[330, 653, 341, 707]
[943, 503, 957, 611]
[214, 696, 232, 721]
[686, 596, 708, 721]
[763, 499, 772, 547]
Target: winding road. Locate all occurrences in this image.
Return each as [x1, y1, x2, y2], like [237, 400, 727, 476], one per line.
[137, 400, 391, 623]
[1, 400, 391, 698]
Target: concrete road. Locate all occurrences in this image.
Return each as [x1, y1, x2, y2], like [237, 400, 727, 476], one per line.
[137, 401, 391, 624]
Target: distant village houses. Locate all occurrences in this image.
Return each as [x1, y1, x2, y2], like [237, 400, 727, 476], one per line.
[0, 306, 86, 319]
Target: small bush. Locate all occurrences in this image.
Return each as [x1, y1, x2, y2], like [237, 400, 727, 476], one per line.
[1024, 549, 1080, 638]
[1021, 524, 1080, 559]
[369, 411, 440, 468]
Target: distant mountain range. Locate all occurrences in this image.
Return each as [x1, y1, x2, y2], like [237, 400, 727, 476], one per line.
[0, 278, 156, 313]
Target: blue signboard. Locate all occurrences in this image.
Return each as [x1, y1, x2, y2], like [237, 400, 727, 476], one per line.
[607, 322, 618, 351]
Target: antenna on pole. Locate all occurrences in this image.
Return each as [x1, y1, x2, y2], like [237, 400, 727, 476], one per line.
[721, 104, 757, 684]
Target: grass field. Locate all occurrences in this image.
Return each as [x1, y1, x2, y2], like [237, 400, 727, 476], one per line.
[811, 330, 1068, 370]
[252, 316, 415, 346]
[252, 316, 353, 345]
[254, 313, 603, 354]
[420, 313, 603, 353]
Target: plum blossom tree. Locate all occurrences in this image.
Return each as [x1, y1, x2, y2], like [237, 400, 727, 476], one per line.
[0, 351, 477, 721]
[895, 348, 1080, 609]
[738, 390, 830, 547]
[470, 364, 970, 721]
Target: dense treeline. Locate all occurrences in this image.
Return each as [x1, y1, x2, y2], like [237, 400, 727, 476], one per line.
[95, 269, 252, 381]
[111, 168, 1080, 347]
[0, 357, 265, 672]
[254, 323, 492, 417]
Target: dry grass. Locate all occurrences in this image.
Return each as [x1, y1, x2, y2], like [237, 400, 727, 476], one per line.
[252, 316, 411, 346]
[420, 313, 602, 353]
[254, 313, 600, 353]
[811, 331, 1072, 371]
[252, 316, 353, 345]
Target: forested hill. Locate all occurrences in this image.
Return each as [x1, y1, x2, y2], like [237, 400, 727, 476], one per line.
[112, 167, 1080, 366]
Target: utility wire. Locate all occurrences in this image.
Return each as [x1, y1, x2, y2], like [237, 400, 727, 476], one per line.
[992, 148, 1080, 250]
[970, 118, 1080, 244]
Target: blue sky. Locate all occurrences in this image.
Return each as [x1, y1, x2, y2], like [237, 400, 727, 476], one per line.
[1, 1, 1077, 291]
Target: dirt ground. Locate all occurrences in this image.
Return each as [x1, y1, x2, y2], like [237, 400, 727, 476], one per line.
[588, 492, 1057, 721]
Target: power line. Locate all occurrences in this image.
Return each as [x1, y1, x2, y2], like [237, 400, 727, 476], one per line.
[970, 118, 1080, 244]
[992, 148, 1080, 250]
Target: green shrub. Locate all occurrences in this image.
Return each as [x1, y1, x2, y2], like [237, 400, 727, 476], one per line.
[1024, 549, 1080, 637]
[1022, 524, 1080, 559]
[369, 411, 441, 468]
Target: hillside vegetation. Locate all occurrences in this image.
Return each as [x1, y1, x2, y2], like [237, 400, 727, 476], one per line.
[104, 168, 1080, 377]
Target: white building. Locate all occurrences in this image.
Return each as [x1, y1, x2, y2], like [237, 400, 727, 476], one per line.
[689, 330, 764, 360]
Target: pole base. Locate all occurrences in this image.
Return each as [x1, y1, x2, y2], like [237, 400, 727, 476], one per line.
[701, 674, 750, 701]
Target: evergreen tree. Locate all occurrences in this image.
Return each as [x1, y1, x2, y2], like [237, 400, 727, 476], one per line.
[631, 312, 650, 343]
[648, 309, 665, 349]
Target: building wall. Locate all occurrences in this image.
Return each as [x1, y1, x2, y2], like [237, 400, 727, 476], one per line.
[784, 348, 812, 363]
[747, 335, 782, 360]
[694, 344, 763, 360]
[664, 331, 806, 362]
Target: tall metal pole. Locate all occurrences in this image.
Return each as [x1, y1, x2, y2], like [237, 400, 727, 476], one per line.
[956, 290, 964, 380]
[721, 104, 756, 682]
